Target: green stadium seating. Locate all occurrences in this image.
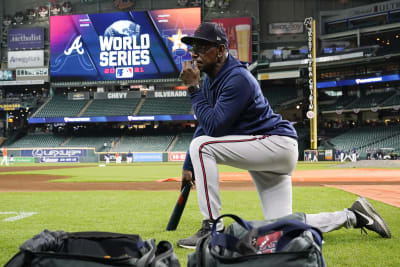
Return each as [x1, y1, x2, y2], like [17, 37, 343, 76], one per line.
[33, 96, 88, 118]
[329, 125, 400, 155]
[113, 135, 175, 152]
[171, 132, 193, 151]
[347, 92, 395, 109]
[7, 133, 66, 148]
[319, 96, 357, 111]
[262, 87, 297, 107]
[63, 136, 116, 151]
[380, 94, 400, 107]
[138, 97, 192, 115]
[82, 99, 140, 116]
[366, 134, 400, 154]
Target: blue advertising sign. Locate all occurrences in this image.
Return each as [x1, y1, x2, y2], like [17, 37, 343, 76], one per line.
[317, 74, 400, 89]
[133, 153, 163, 162]
[40, 157, 79, 163]
[28, 114, 196, 124]
[21, 149, 87, 157]
[8, 28, 44, 50]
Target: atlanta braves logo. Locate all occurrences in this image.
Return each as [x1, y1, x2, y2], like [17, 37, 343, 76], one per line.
[256, 231, 283, 254]
[64, 35, 84, 55]
[52, 34, 93, 73]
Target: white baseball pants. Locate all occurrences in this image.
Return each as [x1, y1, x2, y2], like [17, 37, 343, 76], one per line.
[189, 135, 298, 221]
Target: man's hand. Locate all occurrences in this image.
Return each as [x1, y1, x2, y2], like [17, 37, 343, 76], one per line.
[181, 169, 195, 190]
[180, 60, 200, 87]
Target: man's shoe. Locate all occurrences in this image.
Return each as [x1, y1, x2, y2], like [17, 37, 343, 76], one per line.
[349, 196, 391, 238]
[177, 220, 214, 249]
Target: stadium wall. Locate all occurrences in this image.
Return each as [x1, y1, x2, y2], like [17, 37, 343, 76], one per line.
[3, 148, 188, 163]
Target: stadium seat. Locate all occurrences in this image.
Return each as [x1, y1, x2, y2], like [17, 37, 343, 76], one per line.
[32, 96, 89, 118]
[138, 97, 192, 115]
[170, 132, 194, 151]
[112, 134, 175, 152]
[82, 99, 140, 117]
[7, 133, 66, 148]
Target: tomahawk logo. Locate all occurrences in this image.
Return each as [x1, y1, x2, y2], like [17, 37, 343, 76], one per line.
[64, 35, 84, 55]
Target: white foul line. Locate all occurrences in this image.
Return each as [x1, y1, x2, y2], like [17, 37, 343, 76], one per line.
[0, 212, 37, 222]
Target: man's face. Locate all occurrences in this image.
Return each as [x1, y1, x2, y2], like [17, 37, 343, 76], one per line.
[189, 41, 219, 73]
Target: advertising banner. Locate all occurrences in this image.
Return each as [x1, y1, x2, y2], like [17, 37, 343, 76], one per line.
[211, 17, 252, 62]
[16, 68, 48, 81]
[8, 27, 44, 50]
[258, 70, 300, 80]
[154, 90, 188, 97]
[21, 149, 86, 157]
[0, 104, 21, 111]
[13, 157, 35, 163]
[133, 152, 163, 162]
[317, 74, 400, 89]
[40, 157, 79, 163]
[8, 50, 44, 68]
[50, 8, 201, 82]
[0, 80, 45, 86]
[93, 91, 141, 99]
[168, 152, 186, 162]
[68, 92, 90, 100]
[28, 114, 195, 124]
[325, 149, 333, 160]
[269, 22, 303, 34]
[318, 150, 326, 161]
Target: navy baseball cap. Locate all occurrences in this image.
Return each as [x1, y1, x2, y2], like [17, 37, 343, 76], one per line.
[181, 22, 228, 47]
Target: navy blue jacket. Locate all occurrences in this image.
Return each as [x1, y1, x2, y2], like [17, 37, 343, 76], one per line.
[183, 54, 297, 171]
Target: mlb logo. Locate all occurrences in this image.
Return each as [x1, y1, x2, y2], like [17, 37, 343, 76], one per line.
[116, 67, 134, 78]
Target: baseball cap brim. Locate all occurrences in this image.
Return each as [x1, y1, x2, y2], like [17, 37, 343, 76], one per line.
[181, 36, 217, 46]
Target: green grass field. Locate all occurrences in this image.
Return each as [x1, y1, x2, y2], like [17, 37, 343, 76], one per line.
[0, 162, 399, 266]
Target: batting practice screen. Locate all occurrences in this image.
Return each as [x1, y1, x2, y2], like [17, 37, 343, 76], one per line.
[50, 7, 201, 82]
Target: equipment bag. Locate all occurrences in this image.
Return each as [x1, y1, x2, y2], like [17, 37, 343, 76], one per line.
[5, 230, 180, 267]
[188, 213, 325, 267]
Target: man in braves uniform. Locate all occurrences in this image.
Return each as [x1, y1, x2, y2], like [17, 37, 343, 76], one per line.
[178, 22, 298, 248]
[177, 22, 391, 249]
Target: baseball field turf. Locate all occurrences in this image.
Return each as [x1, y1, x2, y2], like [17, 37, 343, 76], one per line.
[0, 162, 399, 266]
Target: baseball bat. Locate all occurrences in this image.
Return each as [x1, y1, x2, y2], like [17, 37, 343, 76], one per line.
[166, 182, 191, 231]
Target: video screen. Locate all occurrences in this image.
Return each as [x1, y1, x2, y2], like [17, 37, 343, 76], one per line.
[50, 8, 200, 82]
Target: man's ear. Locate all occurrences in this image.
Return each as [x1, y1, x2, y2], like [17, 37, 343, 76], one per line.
[218, 44, 226, 58]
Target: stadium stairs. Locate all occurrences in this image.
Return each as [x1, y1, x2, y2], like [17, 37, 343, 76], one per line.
[30, 97, 52, 118]
[78, 99, 93, 116]
[133, 98, 146, 115]
[166, 135, 179, 152]
[170, 132, 193, 152]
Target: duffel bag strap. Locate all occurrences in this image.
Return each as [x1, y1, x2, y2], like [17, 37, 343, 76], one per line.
[211, 214, 253, 234]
